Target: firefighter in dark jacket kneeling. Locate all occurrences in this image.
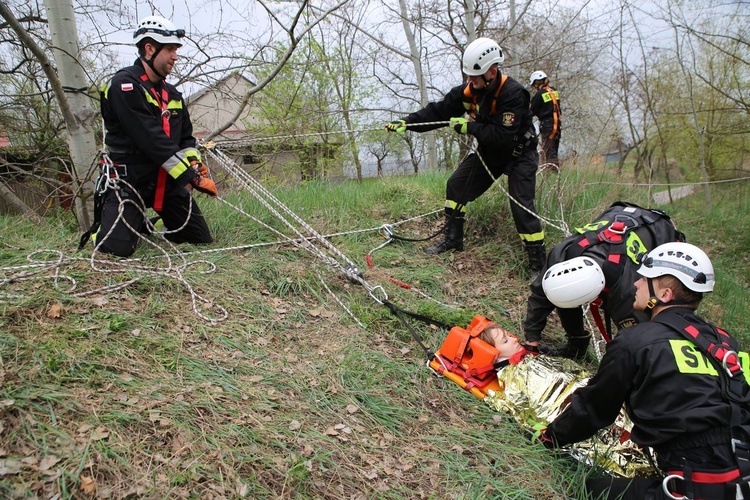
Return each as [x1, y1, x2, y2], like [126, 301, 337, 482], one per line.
[91, 15, 218, 257]
[536, 242, 750, 500]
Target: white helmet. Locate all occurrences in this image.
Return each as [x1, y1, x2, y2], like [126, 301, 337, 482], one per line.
[542, 256, 606, 308]
[462, 38, 504, 76]
[529, 70, 548, 86]
[134, 16, 185, 46]
[637, 242, 714, 293]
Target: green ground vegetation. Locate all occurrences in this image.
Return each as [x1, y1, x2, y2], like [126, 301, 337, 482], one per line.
[1, 165, 748, 499]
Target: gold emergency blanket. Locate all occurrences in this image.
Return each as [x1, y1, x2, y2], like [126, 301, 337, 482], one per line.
[484, 355, 654, 478]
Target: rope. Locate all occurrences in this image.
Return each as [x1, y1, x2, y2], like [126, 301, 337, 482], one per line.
[208, 120, 567, 238]
[365, 228, 461, 310]
[2, 119, 569, 325]
[0, 249, 228, 323]
[466, 136, 571, 236]
[205, 145, 460, 336]
[584, 176, 750, 187]
[204, 121, 452, 150]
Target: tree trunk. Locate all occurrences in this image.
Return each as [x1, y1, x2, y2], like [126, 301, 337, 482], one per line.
[43, 0, 98, 230]
[398, 0, 438, 171]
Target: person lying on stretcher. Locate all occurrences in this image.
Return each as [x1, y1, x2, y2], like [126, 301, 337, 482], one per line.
[428, 315, 540, 395]
[430, 315, 651, 479]
[476, 322, 535, 367]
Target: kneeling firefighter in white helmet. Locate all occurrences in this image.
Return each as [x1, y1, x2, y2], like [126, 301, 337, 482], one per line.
[521, 201, 685, 360]
[536, 242, 750, 500]
[80, 15, 218, 257]
[385, 37, 544, 273]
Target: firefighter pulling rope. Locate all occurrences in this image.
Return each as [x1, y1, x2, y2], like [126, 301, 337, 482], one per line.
[383, 37, 571, 273]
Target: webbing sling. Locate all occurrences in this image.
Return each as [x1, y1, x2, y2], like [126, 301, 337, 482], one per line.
[589, 299, 612, 343]
[381, 300, 449, 363]
[462, 74, 508, 118]
[541, 85, 560, 139]
[141, 74, 171, 212]
[653, 313, 750, 498]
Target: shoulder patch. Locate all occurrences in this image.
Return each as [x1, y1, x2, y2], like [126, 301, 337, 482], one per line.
[502, 112, 515, 126]
[121, 83, 134, 92]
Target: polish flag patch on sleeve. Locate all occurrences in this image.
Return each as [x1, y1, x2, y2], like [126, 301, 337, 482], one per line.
[121, 83, 134, 91]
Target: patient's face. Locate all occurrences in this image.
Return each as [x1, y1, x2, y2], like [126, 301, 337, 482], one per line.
[484, 325, 523, 359]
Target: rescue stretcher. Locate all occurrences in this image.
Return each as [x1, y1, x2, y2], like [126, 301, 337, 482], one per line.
[428, 314, 503, 398]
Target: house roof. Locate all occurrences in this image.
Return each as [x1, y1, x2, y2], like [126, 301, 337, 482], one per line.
[186, 73, 256, 105]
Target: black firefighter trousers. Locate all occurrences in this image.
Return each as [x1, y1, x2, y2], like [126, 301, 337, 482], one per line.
[96, 182, 213, 258]
[444, 147, 543, 243]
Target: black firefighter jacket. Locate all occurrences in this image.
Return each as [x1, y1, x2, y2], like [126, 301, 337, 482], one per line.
[546, 308, 750, 455]
[100, 58, 197, 189]
[402, 74, 535, 168]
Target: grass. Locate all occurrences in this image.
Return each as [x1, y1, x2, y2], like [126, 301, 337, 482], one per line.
[0, 161, 749, 499]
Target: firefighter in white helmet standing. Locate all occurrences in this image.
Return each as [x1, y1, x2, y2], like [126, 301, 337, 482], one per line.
[386, 38, 545, 273]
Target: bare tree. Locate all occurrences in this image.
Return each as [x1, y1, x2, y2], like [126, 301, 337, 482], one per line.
[203, 0, 349, 140]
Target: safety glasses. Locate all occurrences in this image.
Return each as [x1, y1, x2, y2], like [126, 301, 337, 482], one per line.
[134, 27, 186, 38]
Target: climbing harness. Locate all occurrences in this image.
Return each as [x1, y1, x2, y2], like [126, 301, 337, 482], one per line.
[462, 74, 508, 118]
[565, 202, 685, 339]
[653, 314, 750, 499]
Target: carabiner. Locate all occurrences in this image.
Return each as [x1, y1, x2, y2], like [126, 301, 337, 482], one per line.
[379, 224, 395, 239]
[368, 285, 388, 305]
[662, 474, 687, 500]
[722, 349, 743, 378]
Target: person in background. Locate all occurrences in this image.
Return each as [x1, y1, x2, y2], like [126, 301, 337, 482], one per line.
[537, 242, 750, 499]
[386, 38, 545, 273]
[529, 71, 561, 170]
[90, 15, 217, 257]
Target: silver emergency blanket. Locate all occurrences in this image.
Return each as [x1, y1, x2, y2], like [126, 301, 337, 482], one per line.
[484, 355, 654, 477]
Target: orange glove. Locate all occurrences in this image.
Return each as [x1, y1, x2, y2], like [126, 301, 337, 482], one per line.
[190, 175, 218, 196]
[190, 159, 209, 178]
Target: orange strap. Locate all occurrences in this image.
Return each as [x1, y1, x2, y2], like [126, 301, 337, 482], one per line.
[542, 84, 561, 139]
[462, 74, 508, 118]
[490, 74, 508, 116]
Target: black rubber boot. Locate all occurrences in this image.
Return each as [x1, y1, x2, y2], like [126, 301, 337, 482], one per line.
[525, 242, 546, 274]
[425, 211, 464, 255]
[540, 334, 591, 361]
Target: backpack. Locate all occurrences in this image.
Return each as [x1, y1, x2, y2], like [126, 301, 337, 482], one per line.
[563, 201, 686, 336]
[568, 201, 685, 268]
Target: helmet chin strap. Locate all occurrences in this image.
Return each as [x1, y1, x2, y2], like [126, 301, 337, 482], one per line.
[482, 68, 499, 85]
[645, 278, 661, 318]
[468, 71, 497, 93]
[143, 43, 166, 80]
[644, 277, 698, 317]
